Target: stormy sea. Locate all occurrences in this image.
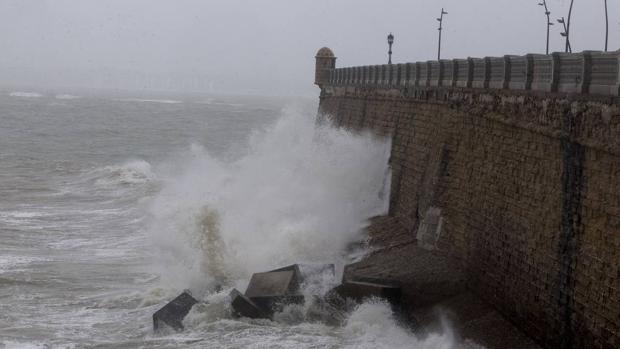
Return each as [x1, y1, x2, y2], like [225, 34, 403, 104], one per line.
[0, 89, 468, 348]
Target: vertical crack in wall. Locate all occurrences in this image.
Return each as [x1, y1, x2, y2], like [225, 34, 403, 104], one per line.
[358, 98, 368, 128]
[388, 109, 404, 217]
[559, 107, 585, 349]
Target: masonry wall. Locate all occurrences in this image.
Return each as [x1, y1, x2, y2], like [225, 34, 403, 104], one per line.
[319, 86, 620, 349]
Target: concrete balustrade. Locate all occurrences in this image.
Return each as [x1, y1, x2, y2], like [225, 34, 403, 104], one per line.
[400, 63, 410, 87]
[556, 52, 588, 93]
[381, 65, 389, 86]
[397, 64, 406, 86]
[530, 54, 555, 92]
[589, 51, 620, 96]
[441, 60, 455, 87]
[454, 58, 473, 88]
[410, 63, 420, 87]
[489, 56, 509, 89]
[391, 65, 400, 86]
[472, 58, 490, 89]
[328, 50, 620, 96]
[376, 65, 383, 86]
[507, 55, 531, 90]
[418, 62, 429, 87]
[429, 61, 443, 87]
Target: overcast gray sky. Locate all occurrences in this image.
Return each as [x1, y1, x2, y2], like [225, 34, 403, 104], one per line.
[1, 0, 618, 96]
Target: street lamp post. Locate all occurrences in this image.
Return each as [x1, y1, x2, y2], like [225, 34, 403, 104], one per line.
[557, 17, 572, 53]
[604, 0, 609, 51]
[437, 8, 448, 60]
[566, 0, 574, 53]
[387, 33, 394, 64]
[538, 1, 553, 55]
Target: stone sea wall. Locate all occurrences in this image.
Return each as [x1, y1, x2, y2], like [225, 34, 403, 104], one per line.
[317, 48, 620, 347]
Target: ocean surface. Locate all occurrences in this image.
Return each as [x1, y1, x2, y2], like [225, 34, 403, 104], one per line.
[0, 88, 475, 348]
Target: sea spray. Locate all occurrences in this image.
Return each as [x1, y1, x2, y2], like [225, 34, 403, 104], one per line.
[146, 105, 392, 293]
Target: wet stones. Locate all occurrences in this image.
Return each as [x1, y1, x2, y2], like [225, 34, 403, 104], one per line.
[153, 291, 198, 332]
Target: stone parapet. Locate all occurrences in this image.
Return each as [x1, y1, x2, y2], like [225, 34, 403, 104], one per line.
[327, 50, 620, 97]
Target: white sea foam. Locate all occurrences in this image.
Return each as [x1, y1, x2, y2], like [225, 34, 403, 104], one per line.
[55, 94, 80, 100]
[91, 160, 156, 186]
[0, 341, 54, 349]
[9, 92, 43, 98]
[1, 211, 49, 219]
[0, 255, 47, 273]
[146, 105, 391, 292]
[342, 300, 482, 349]
[118, 98, 182, 104]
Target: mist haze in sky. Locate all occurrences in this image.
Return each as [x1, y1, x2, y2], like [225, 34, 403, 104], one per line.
[1, 0, 618, 96]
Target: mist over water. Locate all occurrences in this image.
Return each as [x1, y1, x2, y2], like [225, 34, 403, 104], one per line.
[0, 91, 477, 348]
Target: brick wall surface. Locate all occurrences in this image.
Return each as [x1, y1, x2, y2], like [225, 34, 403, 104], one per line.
[318, 86, 620, 349]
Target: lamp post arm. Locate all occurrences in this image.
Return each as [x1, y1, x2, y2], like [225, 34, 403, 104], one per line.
[604, 0, 609, 51]
[566, 0, 574, 53]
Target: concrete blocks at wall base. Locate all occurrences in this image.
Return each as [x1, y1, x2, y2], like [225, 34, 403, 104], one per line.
[230, 263, 337, 320]
[153, 291, 198, 332]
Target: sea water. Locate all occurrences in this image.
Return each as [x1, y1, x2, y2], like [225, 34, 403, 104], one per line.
[0, 89, 478, 348]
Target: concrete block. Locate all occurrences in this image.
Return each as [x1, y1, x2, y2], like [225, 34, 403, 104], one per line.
[250, 294, 305, 314]
[245, 270, 299, 298]
[301, 263, 336, 279]
[230, 288, 267, 319]
[153, 291, 198, 332]
[244, 269, 305, 315]
[332, 280, 401, 306]
[268, 263, 335, 284]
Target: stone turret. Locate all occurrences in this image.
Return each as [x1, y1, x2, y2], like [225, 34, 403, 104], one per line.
[315, 47, 336, 88]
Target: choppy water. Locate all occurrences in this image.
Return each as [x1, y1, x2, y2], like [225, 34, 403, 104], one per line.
[0, 89, 476, 348]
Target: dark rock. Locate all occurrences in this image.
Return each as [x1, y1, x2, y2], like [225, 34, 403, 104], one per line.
[153, 291, 198, 332]
[230, 288, 267, 319]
